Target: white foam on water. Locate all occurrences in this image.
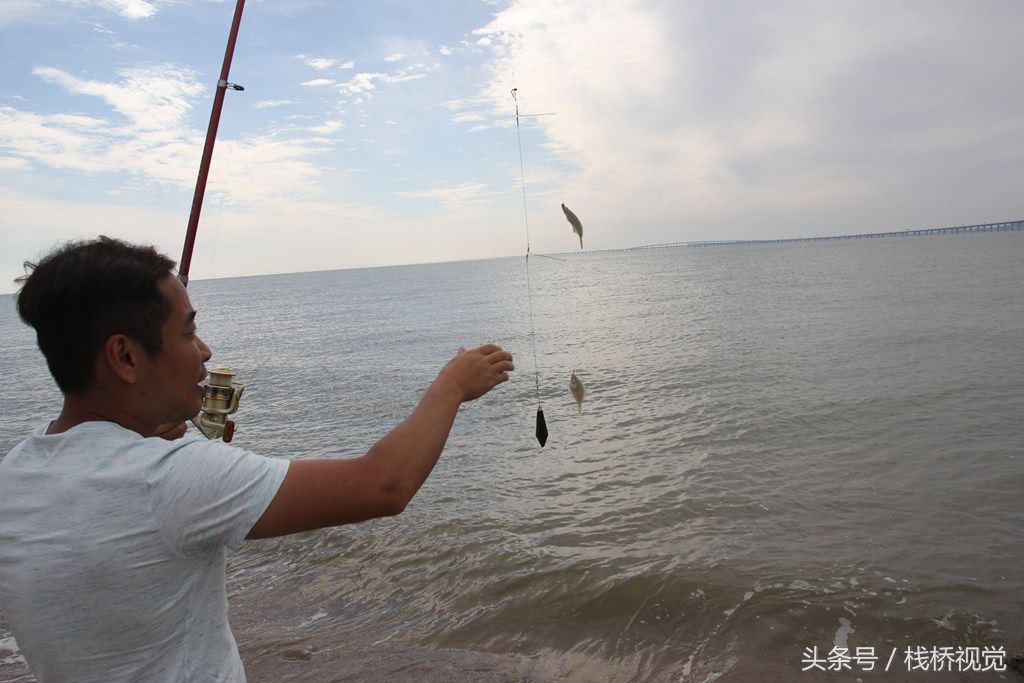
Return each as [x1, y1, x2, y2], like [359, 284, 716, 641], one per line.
[298, 609, 328, 628]
[722, 586, 760, 619]
[0, 636, 25, 667]
[682, 653, 694, 676]
[833, 618, 855, 649]
[371, 631, 397, 647]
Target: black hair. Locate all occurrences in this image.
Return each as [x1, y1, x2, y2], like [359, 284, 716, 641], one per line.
[16, 236, 176, 394]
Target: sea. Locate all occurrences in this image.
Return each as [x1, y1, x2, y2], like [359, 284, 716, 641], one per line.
[1, 231, 1022, 682]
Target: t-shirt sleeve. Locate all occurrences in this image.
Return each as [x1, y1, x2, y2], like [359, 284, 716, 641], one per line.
[145, 437, 290, 556]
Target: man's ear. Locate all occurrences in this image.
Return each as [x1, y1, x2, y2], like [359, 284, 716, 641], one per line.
[103, 334, 143, 384]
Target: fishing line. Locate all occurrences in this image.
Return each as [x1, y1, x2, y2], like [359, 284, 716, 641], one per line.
[206, 132, 237, 280]
[567, 205, 580, 375]
[505, 29, 549, 447]
[565, 242, 584, 450]
[511, 78, 546, 447]
[512, 83, 539, 398]
[559, 198, 588, 419]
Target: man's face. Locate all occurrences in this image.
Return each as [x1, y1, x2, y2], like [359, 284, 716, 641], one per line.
[143, 275, 212, 425]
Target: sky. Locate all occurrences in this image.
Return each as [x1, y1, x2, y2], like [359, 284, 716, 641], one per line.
[1, 0, 1022, 292]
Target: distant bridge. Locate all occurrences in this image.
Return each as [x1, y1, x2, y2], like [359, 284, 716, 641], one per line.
[486, 219, 1023, 262]
[626, 219, 1024, 252]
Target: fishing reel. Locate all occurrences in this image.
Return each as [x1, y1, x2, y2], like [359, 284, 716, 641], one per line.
[192, 367, 245, 442]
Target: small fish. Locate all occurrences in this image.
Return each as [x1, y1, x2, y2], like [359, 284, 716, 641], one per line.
[561, 203, 583, 249]
[569, 371, 586, 412]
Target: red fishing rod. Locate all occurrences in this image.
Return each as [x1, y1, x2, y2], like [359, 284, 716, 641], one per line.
[179, 0, 246, 286]
[181, 0, 247, 443]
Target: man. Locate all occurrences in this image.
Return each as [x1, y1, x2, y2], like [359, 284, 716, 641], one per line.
[0, 236, 514, 681]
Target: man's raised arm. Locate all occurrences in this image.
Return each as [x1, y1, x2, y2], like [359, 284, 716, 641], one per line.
[246, 344, 513, 539]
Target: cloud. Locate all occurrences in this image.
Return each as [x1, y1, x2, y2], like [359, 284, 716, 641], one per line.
[0, 156, 30, 170]
[452, 112, 485, 123]
[0, 106, 106, 173]
[295, 53, 356, 72]
[0, 184, 398, 292]
[0, 1, 43, 28]
[388, 74, 426, 84]
[0, 65, 204, 181]
[200, 134, 329, 205]
[0, 0, 164, 25]
[0, 63, 339, 213]
[304, 57, 336, 70]
[464, 0, 1024, 245]
[309, 120, 343, 134]
[33, 64, 202, 131]
[384, 53, 406, 62]
[5, 0, 1023, 290]
[253, 99, 300, 109]
[336, 62, 436, 102]
[441, 95, 502, 130]
[396, 181, 491, 204]
[337, 72, 386, 97]
[50, 113, 108, 129]
[439, 96, 490, 111]
[98, 0, 157, 19]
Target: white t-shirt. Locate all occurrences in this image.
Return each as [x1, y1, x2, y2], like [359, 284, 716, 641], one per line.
[0, 421, 290, 682]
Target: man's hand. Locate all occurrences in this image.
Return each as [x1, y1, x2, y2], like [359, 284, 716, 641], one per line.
[247, 343, 515, 540]
[155, 422, 189, 440]
[435, 343, 514, 402]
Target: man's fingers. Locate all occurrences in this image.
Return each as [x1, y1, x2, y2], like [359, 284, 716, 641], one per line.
[456, 343, 507, 358]
[487, 350, 513, 364]
[493, 360, 515, 373]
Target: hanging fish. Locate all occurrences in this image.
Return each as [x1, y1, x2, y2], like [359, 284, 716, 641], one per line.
[561, 202, 583, 249]
[569, 371, 586, 412]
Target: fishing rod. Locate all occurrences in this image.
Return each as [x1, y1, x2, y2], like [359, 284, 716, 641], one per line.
[180, 0, 245, 286]
[181, 0, 247, 442]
